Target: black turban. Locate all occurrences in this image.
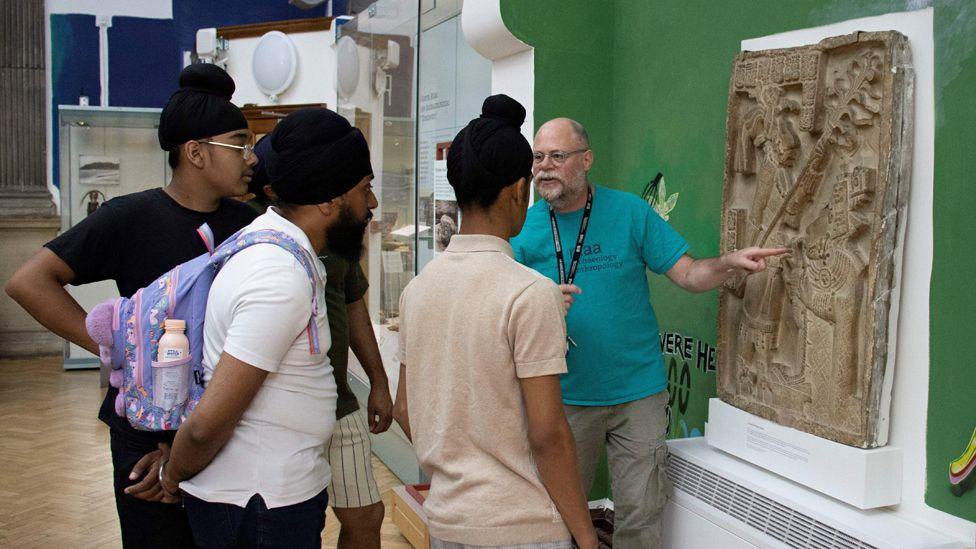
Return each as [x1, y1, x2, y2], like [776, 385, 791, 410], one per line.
[265, 108, 373, 205]
[158, 64, 248, 151]
[446, 94, 532, 198]
[248, 134, 272, 200]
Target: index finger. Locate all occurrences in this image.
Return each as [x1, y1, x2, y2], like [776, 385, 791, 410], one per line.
[558, 284, 582, 295]
[128, 450, 157, 481]
[124, 464, 160, 496]
[751, 247, 789, 258]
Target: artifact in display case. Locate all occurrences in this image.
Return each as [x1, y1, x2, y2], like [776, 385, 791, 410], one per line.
[717, 31, 914, 448]
[59, 106, 169, 229]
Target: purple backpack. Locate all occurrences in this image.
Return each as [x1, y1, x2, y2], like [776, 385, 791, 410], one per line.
[85, 223, 322, 431]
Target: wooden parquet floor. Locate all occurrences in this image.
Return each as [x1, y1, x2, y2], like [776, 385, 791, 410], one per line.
[0, 357, 413, 548]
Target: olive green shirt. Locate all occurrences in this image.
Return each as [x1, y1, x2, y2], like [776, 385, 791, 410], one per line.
[319, 252, 370, 420]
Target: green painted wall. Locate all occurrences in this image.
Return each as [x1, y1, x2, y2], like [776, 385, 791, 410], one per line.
[501, 0, 976, 522]
[510, 5, 617, 188]
[926, 0, 976, 523]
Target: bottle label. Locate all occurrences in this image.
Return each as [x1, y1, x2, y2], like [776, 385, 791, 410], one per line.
[155, 367, 186, 410]
[154, 346, 189, 410]
[161, 348, 185, 361]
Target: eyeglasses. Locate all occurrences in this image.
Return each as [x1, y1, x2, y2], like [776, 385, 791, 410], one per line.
[199, 140, 254, 161]
[532, 148, 588, 165]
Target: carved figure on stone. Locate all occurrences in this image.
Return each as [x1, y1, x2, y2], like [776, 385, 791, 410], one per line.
[717, 32, 913, 448]
[730, 83, 803, 392]
[783, 168, 873, 430]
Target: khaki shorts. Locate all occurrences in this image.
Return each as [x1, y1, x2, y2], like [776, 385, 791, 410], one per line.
[564, 390, 672, 549]
[326, 411, 382, 508]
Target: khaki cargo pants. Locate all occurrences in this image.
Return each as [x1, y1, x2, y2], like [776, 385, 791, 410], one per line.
[564, 390, 672, 549]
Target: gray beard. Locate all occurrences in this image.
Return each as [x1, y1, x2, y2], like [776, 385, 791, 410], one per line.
[539, 181, 587, 210]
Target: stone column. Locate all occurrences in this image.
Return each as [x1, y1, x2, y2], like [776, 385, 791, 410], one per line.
[0, 0, 62, 357]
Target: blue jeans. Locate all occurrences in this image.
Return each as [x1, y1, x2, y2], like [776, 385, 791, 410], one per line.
[182, 488, 329, 549]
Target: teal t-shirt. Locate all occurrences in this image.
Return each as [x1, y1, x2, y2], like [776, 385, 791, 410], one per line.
[511, 186, 688, 406]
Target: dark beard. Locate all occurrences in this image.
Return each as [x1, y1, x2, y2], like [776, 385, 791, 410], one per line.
[326, 205, 371, 262]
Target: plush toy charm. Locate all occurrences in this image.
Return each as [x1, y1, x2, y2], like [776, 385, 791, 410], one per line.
[85, 301, 125, 414]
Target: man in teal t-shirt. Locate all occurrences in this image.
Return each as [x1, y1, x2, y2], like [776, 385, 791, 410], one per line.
[511, 118, 785, 549]
[514, 183, 687, 405]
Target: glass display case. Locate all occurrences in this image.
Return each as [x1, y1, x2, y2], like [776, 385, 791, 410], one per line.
[334, 0, 492, 482]
[335, 0, 490, 363]
[335, 1, 418, 345]
[57, 106, 169, 370]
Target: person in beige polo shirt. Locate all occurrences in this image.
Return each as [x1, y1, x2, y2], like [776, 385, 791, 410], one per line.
[393, 95, 598, 549]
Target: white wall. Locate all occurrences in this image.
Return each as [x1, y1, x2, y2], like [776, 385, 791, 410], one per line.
[743, 8, 975, 544]
[224, 29, 337, 109]
[491, 49, 534, 144]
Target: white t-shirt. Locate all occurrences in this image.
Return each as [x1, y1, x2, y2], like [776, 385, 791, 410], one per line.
[180, 207, 337, 509]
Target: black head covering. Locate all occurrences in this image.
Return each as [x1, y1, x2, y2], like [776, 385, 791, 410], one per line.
[265, 108, 373, 205]
[446, 94, 532, 204]
[248, 134, 273, 201]
[158, 64, 248, 151]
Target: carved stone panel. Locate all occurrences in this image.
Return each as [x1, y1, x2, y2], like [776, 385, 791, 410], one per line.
[717, 31, 913, 448]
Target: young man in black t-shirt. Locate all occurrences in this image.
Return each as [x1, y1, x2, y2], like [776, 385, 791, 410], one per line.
[5, 64, 257, 548]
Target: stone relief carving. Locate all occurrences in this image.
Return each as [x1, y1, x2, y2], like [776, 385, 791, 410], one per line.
[717, 31, 913, 448]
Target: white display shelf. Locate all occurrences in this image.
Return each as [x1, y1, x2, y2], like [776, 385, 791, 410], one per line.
[706, 398, 902, 509]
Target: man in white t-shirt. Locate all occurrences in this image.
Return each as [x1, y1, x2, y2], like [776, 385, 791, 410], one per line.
[160, 108, 377, 548]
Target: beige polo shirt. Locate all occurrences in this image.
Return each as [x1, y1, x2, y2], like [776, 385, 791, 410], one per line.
[398, 234, 571, 546]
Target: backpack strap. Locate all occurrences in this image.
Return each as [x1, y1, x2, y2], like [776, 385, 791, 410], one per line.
[212, 229, 323, 355]
[197, 223, 216, 255]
